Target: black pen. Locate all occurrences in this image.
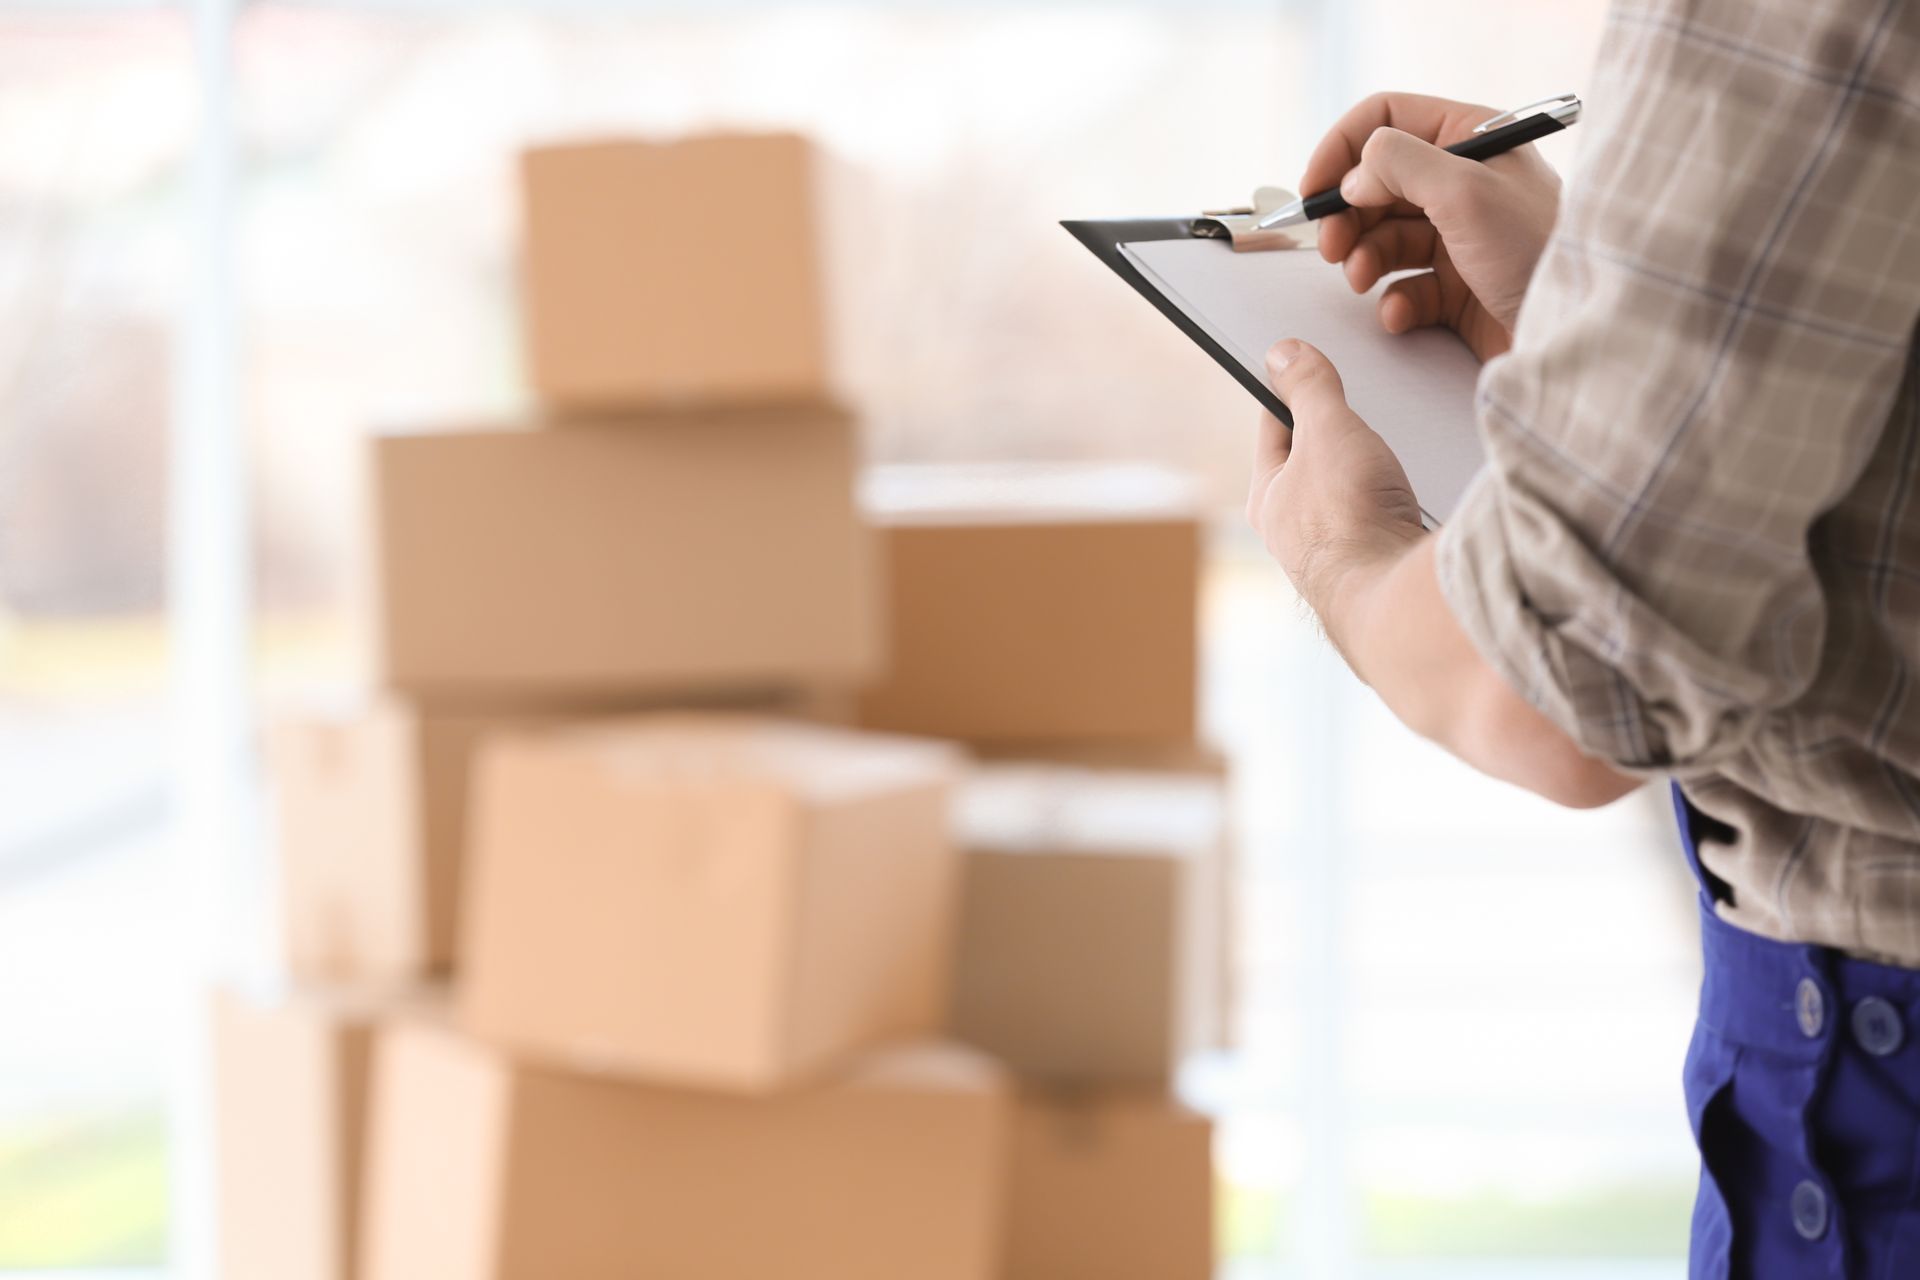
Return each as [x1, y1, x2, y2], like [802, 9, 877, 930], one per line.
[1254, 92, 1582, 231]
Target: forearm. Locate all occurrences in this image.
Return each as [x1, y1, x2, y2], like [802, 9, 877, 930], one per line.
[1322, 535, 1639, 808]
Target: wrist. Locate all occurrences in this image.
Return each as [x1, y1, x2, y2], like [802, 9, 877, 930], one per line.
[1316, 527, 1427, 681]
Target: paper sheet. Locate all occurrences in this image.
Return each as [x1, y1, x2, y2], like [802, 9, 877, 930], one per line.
[1120, 237, 1486, 523]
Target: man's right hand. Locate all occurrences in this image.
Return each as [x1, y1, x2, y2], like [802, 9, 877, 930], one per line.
[1300, 92, 1562, 363]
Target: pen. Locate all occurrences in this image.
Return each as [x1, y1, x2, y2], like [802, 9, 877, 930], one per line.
[1254, 92, 1582, 231]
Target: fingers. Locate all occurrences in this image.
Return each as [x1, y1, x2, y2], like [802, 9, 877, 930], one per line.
[1316, 208, 1362, 265]
[1252, 409, 1291, 474]
[1378, 270, 1445, 334]
[1341, 127, 1488, 216]
[1246, 410, 1291, 529]
[1297, 91, 1481, 198]
[1304, 95, 1495, 266]
[1266, 339, 1357, 436]
[1342, 217, 1438, 293]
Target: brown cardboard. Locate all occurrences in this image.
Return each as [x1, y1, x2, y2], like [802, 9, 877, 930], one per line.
[269, 690, 823, 985]
[213, 988, 403, 1280]
[950, 762, 1229, 1081]
[360, 1023, 1008, 1280]
[854, 463, 1201, 745]
[460, 714, 964, 1090]
[369, 405, 878, 698]
[270, 705, 546, 986]
[520, 132, 832, 412]
[1005, 1089, 1214, 1280]
[963, 744, 1239, 1052]
[270, 709, 422, 987]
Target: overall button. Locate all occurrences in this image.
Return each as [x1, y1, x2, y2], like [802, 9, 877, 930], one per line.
[1796, 977, 1826, 1038]
[1790, 1180, 1829, 1241]
[1852, 996, 1905, 1057]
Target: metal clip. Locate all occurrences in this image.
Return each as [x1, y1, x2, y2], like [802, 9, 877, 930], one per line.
[1474, 92, 1582, 134]
[1193, 187, 1303, 251]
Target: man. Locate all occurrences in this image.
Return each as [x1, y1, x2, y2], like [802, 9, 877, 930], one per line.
[1247, 0, 1920, 1273]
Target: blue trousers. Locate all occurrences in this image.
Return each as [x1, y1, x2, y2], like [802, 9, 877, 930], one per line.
[1675, 787, 1920, 1277]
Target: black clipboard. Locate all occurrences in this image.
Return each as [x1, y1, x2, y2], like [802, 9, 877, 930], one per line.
[1062, 218, 1293, 430]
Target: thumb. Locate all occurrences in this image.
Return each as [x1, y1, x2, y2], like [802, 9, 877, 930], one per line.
[1266, 340, 1357, 439]
[1339, 127, 1483, 214]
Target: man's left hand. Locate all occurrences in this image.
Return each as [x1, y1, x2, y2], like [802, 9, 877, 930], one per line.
[1246, 339, 1427, 646]
[1246, 337, 1637, 808]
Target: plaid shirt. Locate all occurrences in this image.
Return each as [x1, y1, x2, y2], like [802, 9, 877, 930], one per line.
[1436, 0, 1920, 963]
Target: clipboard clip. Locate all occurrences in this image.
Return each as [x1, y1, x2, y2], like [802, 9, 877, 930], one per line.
[1191, 186, 1303, 252]
[1191, 94, 1578, 249]
[1473, 92, 1581, 133]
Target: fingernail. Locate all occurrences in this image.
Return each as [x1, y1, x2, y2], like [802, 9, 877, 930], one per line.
[1339, 170, 1360, 200]
[1269, 339, 1303, 373]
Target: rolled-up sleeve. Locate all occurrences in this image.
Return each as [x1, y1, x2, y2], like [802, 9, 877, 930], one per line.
[1436, 0, 1920, 773]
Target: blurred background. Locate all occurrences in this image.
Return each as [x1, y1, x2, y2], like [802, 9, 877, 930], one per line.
[0, 0, 1701, 1276]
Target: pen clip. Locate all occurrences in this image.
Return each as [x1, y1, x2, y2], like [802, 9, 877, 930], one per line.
[1473, 92, 1582, 134]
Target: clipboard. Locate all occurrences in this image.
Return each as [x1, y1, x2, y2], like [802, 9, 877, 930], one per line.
[1063, 187, 1303, 426]
[1064, 214, 1298, 430]
[1063, 192, 1487, 526]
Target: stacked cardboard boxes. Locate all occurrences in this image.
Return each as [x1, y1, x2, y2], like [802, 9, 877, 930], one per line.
[851, 460, 1224, 1277]
[218, 130, 1219, 1280]
[270, 135, 877, 992]
[853, 462, 1225, 1277]
[953, 758, 1226, 1280]
[364, 715, 1002, 1279]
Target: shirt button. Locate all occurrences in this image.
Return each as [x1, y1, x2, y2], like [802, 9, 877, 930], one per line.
[1852, 996, 1905, 1057]
[1796, 978, 1826, 1038]
[1791, 1180, 1829, 1241]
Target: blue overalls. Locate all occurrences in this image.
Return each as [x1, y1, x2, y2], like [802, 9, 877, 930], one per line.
[1674, 785, 1920, 1277]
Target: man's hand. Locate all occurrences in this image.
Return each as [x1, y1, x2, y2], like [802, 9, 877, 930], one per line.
[1301, 92, 1562, 362]
[1249, 338, 1639, 810]
[1246, 340, 1424, 632]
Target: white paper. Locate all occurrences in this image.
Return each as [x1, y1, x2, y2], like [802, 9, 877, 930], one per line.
[1121, 237, 1486, 523]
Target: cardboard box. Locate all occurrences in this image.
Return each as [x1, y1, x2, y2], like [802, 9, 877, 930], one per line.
[1005, 1089, 1214, 1280]
[521, 132, 833, 411]
[213, 987, 411, 1280]
[360, 1023, 1008, 1280]
[369, 405, 878, 698]
[950, 761, 1229, 1081]
[269, 691, 821, 985]
[855, 463, 1201, 745]
[461, 715, 963, 1090]
[270, 704, 536, 986]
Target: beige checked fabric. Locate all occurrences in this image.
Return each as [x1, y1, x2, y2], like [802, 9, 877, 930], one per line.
[1435, 0, 1920, 963]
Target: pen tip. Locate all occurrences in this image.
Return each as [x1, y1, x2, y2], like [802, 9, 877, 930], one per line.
[1254, 201, 1305, 231]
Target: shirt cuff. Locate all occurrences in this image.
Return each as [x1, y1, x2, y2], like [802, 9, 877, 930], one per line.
[1433, 469, 1740, 774]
